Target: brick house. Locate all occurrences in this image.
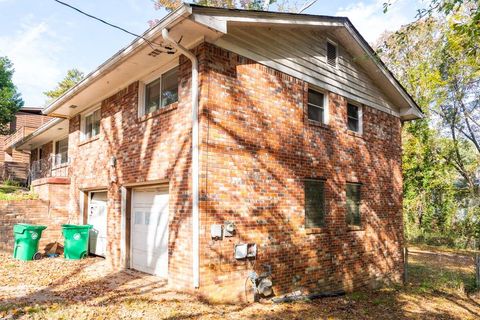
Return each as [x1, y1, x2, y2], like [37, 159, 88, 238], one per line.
[14, 5, 422, 302]
[0, 106, 50, 183]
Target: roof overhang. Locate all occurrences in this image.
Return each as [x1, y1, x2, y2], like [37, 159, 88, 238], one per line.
[42, 3, 422, 121]
[42, 4, 222, 118]
[14, 118, 69, 151]
[18, 106, 44, 115]
[189, 4, 423, 120]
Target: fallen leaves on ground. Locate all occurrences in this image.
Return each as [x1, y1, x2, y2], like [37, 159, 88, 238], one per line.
[0, 246, 479, 319]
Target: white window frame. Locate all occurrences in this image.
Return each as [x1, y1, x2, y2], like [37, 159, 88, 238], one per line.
[53, 135, 69, 167]
[307, 87, 329, 125]
[326, 38, 338, 69]
[138, 62, 179, 118]
[80, 105, 101, 142]
[346, 100, 363, 134]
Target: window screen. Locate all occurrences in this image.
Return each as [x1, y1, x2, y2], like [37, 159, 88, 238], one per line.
[144, 67, 179, 115]
[307, 89, 325, 123]
[347, 103, 360, 132]
[161, 67, 179, 107]
[54, 137, 68, 165]
[304, 180, 326, 228]
[327, 42, 337, 67]
[346, 183, 361, 226]
[84, 109, 101, 140]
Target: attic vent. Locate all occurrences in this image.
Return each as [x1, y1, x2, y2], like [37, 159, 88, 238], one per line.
[148, 49, 163, 57]
[326, 41, 337, 67]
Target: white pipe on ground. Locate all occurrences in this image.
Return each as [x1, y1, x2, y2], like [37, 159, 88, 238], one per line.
[161, 28, 200, 289]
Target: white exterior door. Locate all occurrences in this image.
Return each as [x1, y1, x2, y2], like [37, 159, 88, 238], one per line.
[131, 187, 169, 278]
[88, 191, 108, 257]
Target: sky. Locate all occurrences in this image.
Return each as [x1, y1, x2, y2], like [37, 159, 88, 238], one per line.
[0, 0, 421, 107]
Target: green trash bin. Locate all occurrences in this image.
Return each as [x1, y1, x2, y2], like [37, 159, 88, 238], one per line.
[62, 224, 92, 260]
[13, 223, 47, 261]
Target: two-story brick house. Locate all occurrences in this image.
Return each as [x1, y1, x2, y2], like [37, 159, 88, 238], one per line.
[14, 4, 422, 302]
[0, 106, 50, 183]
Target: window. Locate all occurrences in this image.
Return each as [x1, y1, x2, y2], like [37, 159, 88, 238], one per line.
[304, 180, 326, 228]
[143, 66, 179, 115]
[347, 103, 361, 132]
[54, 137, 68, 165]
[346, 183, 361, 226]
[307, 89, 326, 124]
[83, 108, 101, 140]
[326, 41, 337, 67]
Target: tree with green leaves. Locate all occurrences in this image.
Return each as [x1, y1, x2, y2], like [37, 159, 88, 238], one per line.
[384, 0, 479, 57]
[0, 57, 23, 135]
[377, 7, 479, 247]
[44, 68, 84, 102]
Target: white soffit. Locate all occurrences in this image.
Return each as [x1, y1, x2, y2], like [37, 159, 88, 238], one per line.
[15, 118, 69, 151]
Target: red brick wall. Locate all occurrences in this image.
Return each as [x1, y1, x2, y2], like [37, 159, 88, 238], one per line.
[11, 112, 50, 131]
[0, 199, 69, 254]
[58, 42, 404, 301]
[66, 55, 197, 287]
[196, 43, 404, 301]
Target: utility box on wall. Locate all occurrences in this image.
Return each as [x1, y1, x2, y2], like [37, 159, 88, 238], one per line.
[234, 243, 256, 259]
[210, 224, 222, 240]
[224, 221, 235, 237]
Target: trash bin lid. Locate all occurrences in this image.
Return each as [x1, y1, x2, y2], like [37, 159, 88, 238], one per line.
[61, 224, 93, 230]
[13, 223, 47, 233]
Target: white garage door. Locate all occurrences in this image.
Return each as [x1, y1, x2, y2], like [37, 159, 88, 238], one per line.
[131, 187, 169, 278]
[88, 191, 107, 257]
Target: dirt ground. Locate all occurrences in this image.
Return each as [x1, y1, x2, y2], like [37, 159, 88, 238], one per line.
[1, 246, 480, 319]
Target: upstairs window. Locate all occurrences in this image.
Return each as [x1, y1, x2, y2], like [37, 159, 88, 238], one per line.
[304, 180, 326, 228]
[326, 41, 337, 68]
[347, 103, 361, 133]
[144, 66, 179, 115]
[307, 89, 326, 124]
[346, 183, 361, 227]
[54, 137, 68, 165]
[83, 108, 101, 141]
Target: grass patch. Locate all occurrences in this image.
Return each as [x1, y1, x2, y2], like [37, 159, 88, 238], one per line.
[412, 243, 478, 257]
[348, 291, 368, 301]
[0, 184, 37, 201]
[408, 255, 477, 295]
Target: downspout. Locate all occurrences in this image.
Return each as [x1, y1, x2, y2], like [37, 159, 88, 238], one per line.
[162, 28, 200, 289]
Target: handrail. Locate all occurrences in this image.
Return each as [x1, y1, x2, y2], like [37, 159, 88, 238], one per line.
[4, 126, 37, 149]
[29, 154, 70, 182]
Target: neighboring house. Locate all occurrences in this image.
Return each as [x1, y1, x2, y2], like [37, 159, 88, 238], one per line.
[13, 4, 422, 302]
[0, 106, 50, 183]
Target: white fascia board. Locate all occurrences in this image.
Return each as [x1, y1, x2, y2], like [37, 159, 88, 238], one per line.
[190, 14, 227, 33]
[42, 4, 192, 116]
[13, 118, 65, 150]
[400, 106, 424, 120]
[190, 12, 344, 34]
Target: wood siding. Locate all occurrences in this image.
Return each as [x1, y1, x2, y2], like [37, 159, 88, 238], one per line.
[214, 26, 399, 116]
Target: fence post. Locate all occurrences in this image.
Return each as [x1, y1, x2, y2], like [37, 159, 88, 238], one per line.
[404, 246, 408, 284]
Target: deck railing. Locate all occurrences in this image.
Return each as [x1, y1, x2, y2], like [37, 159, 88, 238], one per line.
[29, 153, 69, 182]
[3, 127, 37, 151]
